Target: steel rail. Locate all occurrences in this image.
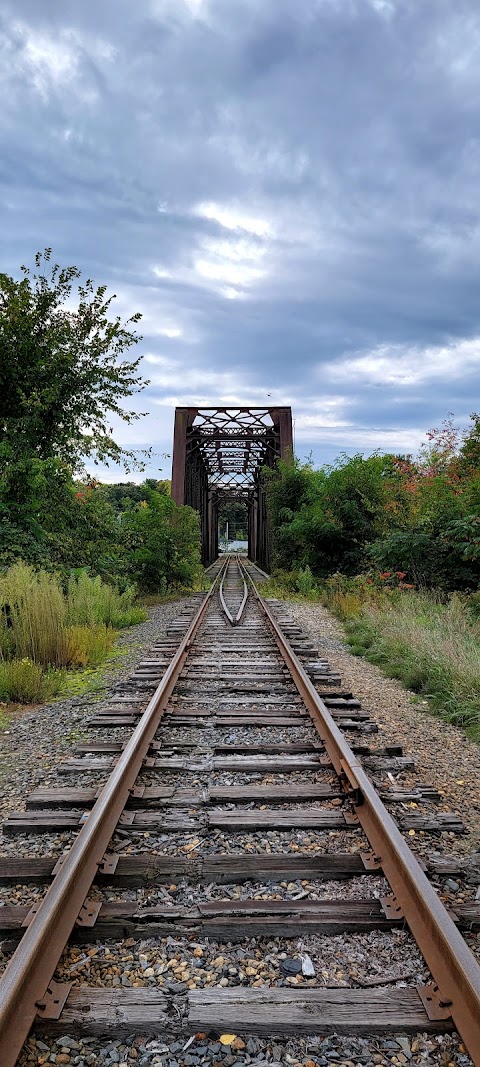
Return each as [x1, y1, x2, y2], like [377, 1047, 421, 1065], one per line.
[218, 555, 248, 625]
[239, 559, 480, 1067]
[0, 558, 229, 1067]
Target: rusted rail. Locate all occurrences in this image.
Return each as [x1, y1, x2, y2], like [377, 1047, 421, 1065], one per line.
[0, 559, 229, 1067]
[239, 558, 480, 1065]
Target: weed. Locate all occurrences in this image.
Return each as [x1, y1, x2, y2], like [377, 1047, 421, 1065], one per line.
[0, 659, 64, 704]
[0, 562, 66, 665]
[66, 572, 147, 628]
[0, 562, 146, 689]
[339, 589, 480, 740]
[58, 624, 117, 667]
[295, 565, 313, 596]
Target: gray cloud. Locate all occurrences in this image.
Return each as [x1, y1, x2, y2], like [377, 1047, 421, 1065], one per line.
[1, 0, 480, 477]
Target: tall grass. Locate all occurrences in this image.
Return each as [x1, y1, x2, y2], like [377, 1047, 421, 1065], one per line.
[66, 572, 146, 628]
[328, 585, 480, 740]
[0, 563, 146, 702]
[58, 624, 117, 667]
[0, 563, 67, 664]
[0, 659, 64, 703]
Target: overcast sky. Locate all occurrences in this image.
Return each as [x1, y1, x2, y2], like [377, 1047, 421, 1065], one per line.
[2, 0, 480, 480]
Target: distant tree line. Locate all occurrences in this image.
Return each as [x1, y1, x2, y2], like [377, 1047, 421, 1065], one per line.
[265, 415, 480, 592]
[218, 500, 248, 542]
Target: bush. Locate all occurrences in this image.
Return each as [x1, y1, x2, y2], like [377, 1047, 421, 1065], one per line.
[0, 562, 145, 686]
[58, 624, 117, 667]
[296, 565, 315, 596]
[468, 591, 480, 618]
[0, 562, 66, 664]
[121, 490, 200, 593]
[369, 525, 479, 591]
[0, 659, 64, 703]
[260, 569, 300, 599]
[66, 571, 146, 628]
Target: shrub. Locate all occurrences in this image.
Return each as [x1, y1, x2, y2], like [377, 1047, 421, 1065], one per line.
[262, 569, 301, 597]
[296, 565, 315, 596]
[58, 624, 117, 667]
[66, 571, 146, 628]
[0, 563, 145, 683]
[0, 562, 66, 664]
[468, 591, 480, 618]
[0, 659, 64, 703]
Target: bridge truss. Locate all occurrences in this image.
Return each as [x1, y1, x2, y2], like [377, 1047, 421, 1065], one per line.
[171, 407, 293, 568]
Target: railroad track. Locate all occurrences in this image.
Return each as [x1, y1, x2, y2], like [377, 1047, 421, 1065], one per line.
[0, 555, 479, 1065]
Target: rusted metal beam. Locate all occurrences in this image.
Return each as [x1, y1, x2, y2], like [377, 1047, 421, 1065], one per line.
[240, 560, 480, 1067]
[0, 561, 228, 1067]
[269, 406, 294, 458]
[171, 407, 198, 504]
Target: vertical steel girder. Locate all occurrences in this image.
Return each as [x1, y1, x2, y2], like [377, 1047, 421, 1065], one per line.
[171, 407, 293, 568]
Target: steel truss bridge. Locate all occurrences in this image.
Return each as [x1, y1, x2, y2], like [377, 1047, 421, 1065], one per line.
[171, 407, 293, 568]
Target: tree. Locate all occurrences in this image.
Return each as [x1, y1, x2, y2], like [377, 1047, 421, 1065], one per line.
[121, 490, 200, 592]
[0, 250, 151, 567]
[217, 499, 248, 541]
[265, 455, 388, 577]
[0, 249, 147, 472]
[265, 417, 480, 592]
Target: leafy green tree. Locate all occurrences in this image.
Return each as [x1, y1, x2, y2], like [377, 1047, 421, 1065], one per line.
[0, 249, 147, 471]
[0, 456, 74, 567]
[458, 413, 480, 475]
[265, 419, 480, 592]
[217, 499, 248, 541]
[0, 250, 151, 569]
[266, 455, 388, 577]
[121, 489, 200, 593]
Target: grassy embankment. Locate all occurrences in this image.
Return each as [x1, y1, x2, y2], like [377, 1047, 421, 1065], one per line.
[0, 563, 147, 704]
[263, 568, 480, 742]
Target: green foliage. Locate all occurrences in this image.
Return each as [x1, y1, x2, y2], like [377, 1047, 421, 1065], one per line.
[369, 529, 443, 587]
[0, 250, 147, 471]
[340, 593, 480, 740]
[0, 562, 67, 665]
[60, 624, 117, 667]
[0, 472, 201, 597]
[121, 490, 200, 593]
[66, 571, 146, 628]
[467, 590, 480, 618]
[217, 499, 248, 542]
[265, 453, 389, 578]
[0, 659, 64, 704]
[261, 568, 302, 598]
[0, 561, 143, 672]
[0, 252, 203, 699]
[265, 414, 480, 593]
[296, 565, 315, 596]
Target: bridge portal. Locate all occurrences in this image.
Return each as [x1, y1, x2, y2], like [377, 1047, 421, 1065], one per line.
[171, 407, 293, 569]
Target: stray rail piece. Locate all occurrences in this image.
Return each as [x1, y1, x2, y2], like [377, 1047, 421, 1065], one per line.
[218, 555, 249, 625]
